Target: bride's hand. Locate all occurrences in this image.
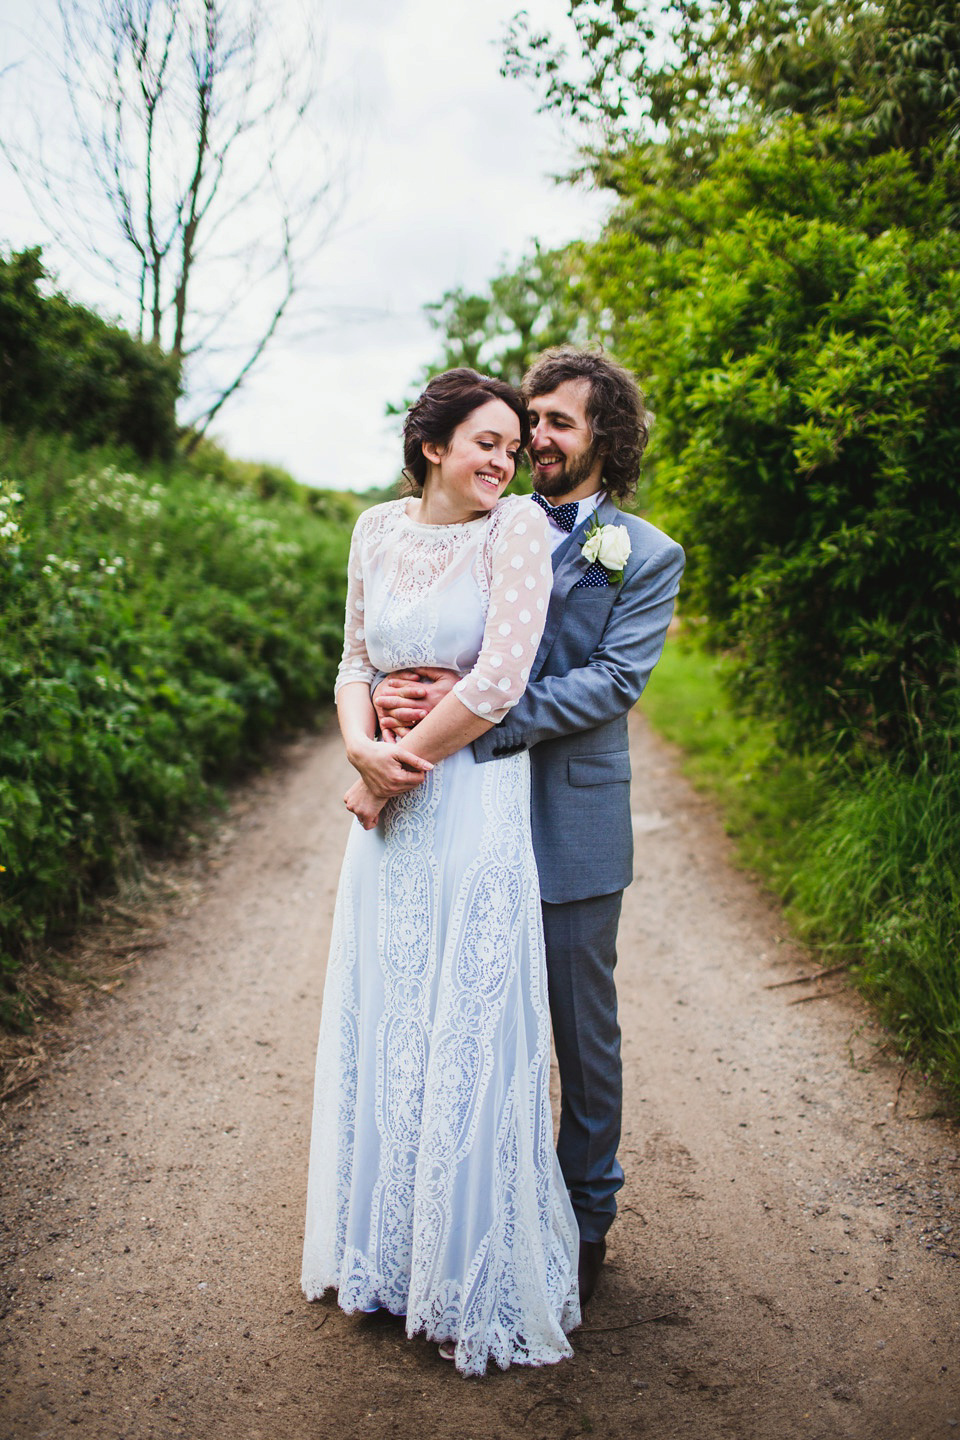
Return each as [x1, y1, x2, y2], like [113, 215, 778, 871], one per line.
[347, 737, 433, 796]
[343, 779, 387, 830]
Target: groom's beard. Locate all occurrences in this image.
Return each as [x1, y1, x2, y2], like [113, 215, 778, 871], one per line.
[529, 440, 602, 500]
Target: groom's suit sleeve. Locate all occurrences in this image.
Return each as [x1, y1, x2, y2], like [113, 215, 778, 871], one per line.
[480, 533, 685, 756]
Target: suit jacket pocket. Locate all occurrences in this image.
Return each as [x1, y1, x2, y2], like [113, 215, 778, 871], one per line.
[568, 585, 616, 606]
[567, 751, 631, 786]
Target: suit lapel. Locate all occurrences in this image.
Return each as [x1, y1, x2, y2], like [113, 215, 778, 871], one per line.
[595, 494, 621, 530]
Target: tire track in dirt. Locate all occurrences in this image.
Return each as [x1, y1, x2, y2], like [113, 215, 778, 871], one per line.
[1, 716, 958, 1439]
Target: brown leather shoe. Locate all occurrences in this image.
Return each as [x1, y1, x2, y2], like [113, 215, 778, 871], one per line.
[578, 1237, 607, 1307]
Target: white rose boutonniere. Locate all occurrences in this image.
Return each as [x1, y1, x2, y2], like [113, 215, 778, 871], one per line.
[581, 519, 631, 583]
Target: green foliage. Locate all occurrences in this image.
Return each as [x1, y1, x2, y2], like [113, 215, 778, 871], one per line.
[642, 634, 824, 889]
[180, 431, 368, 520]
[504, 0, 865, 156]
[503, 0, 960, 161]
[0, 249, 180, 460]
[792, 713, 960, 1088]
[181, 432, 309, 503]
[0, 428, 353, 1025]
[644, 636, 960, 1102]
[502, 1, 660, 140]
[591, 122, 960, 750]
[866, 0, 960, 155]
[394, 242, 589, 412]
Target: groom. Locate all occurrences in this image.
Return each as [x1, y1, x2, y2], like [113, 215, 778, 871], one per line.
[375, 348, 685, 1305]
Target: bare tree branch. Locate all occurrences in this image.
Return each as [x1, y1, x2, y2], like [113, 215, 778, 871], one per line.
[184, 210, 296, 443]
[1, 0, 350, 435]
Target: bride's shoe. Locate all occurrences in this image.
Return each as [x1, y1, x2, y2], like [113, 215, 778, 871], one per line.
[438, 1340, 456, 1361]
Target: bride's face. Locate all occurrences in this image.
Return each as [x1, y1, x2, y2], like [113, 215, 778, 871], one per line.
[423, 399, 521, 518]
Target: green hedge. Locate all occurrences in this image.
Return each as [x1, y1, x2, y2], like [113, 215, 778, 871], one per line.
[0, 429, 355, 1026]
[0, 249, 180, 460]
[590, 123, 960, 755]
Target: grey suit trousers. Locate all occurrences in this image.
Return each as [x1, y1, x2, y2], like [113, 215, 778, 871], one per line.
[542, 889, 625, 1244]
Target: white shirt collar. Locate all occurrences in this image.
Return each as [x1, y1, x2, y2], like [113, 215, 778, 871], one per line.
[532, 490, 604, 553]
[573, 491, 603, 526]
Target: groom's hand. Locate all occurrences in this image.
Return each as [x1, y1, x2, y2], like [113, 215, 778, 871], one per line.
[373, 667, 459, 740]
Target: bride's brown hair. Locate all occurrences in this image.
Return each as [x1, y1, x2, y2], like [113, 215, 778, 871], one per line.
[401, 369, 530, 493]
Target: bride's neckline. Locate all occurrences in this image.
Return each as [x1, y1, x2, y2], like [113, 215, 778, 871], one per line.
[401, 497, 494, 531]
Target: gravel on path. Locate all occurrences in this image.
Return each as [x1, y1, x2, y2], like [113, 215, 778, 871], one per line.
[1, 715, 958, 1440]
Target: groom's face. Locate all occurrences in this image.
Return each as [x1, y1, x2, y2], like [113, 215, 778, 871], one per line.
[526, 379, 605, 503]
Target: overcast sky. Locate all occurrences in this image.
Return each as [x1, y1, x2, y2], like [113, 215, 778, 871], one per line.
[1, 0, 611, 490]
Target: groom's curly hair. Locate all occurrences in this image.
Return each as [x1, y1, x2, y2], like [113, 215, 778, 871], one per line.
[522, 348, 651, 503]
[402, 369, 530, 492]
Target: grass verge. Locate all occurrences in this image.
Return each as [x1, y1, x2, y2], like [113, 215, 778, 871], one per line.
[642, 633, 960, 1105]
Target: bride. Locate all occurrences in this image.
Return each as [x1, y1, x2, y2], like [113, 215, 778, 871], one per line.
[301, 369, 580, 1375]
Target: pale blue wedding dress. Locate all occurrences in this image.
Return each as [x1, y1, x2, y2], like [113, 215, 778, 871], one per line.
[301, 495, 580, 1376]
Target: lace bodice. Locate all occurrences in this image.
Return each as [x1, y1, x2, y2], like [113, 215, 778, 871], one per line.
[335, 495, 553, 724]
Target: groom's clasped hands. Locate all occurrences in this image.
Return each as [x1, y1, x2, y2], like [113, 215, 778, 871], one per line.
[375, 666, 457, 740]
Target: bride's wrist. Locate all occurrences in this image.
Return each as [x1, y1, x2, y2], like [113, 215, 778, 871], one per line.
[345, 734, 378, 769]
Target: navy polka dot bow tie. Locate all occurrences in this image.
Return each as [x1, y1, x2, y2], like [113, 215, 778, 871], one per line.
[532, 491, 579, 533]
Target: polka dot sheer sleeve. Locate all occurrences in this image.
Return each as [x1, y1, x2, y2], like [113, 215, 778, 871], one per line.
[453, 499, 552, 724]
[334, 516, 377, 694]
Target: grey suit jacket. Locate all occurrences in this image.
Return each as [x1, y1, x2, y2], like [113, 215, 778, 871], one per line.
[473, 494, 685, 904]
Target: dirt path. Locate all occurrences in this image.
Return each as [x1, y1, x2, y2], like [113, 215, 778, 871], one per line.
[2, 715, 959, 1440]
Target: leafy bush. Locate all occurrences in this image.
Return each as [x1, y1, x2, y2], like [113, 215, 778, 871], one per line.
[591, 123, 960, 752]
[0, 248, 180, 460]
[0, 429, 353, 1025]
